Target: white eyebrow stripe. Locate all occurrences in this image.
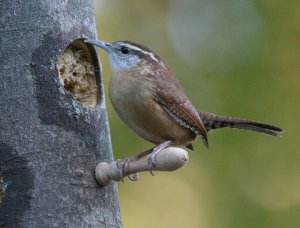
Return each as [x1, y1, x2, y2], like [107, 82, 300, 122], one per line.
[123, 43, 159, 63]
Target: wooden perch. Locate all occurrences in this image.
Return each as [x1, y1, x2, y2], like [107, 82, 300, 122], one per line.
[95, 147, 189, 186]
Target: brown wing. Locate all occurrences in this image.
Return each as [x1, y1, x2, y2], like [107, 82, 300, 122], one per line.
[152, 69, 209, 148]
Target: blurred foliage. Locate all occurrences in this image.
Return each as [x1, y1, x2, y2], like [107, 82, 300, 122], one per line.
[94, 0, 300, 227]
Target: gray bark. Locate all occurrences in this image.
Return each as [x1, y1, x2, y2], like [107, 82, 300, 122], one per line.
[0, 0, 122, 227]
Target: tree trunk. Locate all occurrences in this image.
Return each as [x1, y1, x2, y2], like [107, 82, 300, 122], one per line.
[0, 0, 122, 227]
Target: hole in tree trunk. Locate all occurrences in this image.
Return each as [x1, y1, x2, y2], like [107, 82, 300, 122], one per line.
[56, 39, 100, 107]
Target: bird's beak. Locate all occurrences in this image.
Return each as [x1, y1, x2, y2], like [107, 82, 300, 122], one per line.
[84, 39, 111, 53]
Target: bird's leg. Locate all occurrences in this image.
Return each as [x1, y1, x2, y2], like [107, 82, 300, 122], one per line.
[147, 140, 173, 175]
[117, 140, 172, 179]
[117, 148, 153, 181]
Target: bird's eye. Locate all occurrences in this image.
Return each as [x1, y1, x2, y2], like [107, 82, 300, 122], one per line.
[121, 46, 130, 54]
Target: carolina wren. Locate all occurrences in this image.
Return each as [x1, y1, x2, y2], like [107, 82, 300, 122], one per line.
[85, 38, 282, 166]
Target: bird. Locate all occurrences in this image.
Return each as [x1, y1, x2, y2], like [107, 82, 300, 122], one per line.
[84, 38, 283, 169]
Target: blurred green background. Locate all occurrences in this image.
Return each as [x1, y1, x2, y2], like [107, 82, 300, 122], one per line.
[94, 0, 300, 227]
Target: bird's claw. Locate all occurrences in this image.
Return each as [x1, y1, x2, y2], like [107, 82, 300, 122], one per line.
[116, 159, 127, 182]
[128, 173, 139, 181]
[147, 153, 158, 176]
[116, 157, 140, 181]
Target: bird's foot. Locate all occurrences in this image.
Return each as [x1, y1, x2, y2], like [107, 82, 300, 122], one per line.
[116, 157, 139, 181]
[147, 140, 173, 175]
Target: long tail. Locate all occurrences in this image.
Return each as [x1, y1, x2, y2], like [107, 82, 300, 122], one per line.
[198, 111, 283, 136]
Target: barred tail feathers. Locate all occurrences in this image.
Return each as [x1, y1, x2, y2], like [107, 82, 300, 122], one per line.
[198, 111, 283, 136]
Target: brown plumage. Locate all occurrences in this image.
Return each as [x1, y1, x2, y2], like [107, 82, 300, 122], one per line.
[85, 38, 283, 167]
[198, 111, 283, 136]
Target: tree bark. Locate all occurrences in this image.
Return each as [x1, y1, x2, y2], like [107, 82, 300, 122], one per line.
[0, 0, 122, 227]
